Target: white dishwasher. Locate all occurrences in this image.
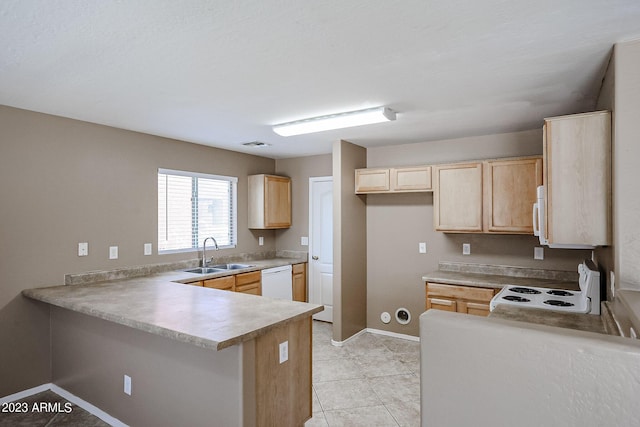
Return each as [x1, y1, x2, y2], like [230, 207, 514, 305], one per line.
[261, 265, 293, 300]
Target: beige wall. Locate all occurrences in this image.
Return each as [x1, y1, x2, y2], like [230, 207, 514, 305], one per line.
[0, 106, 275, 396]
[366, 130, 590, 336]
[275, 154, 332, 251]
[613, 39, 640, 288]
[332, 140, 367, 342]
[51, 307, 246, 426]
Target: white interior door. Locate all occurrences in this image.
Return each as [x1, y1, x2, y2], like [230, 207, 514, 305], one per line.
[309, 177, 333, 322]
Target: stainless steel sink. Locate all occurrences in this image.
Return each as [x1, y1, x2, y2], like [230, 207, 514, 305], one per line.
[210, 263, 254, 270]
[182, 267, 227, 274]
[181, 264, 253, 274]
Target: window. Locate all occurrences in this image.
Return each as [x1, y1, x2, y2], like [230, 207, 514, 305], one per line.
[158, 168, 237, 253]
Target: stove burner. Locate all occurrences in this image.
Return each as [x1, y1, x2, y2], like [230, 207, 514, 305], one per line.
[509, 287, 542, 295]
[546, 290, 574, 297]
[543, 300, 575, 307]
[503, 295, 530, 303]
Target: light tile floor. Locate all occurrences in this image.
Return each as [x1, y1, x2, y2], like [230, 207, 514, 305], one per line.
[307, 321, 421, 427]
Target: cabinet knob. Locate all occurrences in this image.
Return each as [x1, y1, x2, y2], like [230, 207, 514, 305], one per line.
[312, 256, 319, 260]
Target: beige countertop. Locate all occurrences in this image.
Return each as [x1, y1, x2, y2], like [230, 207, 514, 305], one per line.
[23, 256, 323, 351]
[422, 261, 579, 290]
[489, 304, 616, 335]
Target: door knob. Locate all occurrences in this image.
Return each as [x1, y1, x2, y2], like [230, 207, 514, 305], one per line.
[312, 256, 319, 260]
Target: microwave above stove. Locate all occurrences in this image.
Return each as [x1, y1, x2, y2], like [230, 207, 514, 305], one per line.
[490, 259, 601, 315]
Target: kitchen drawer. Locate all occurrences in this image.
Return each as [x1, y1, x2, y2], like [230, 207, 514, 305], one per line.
[458, 301, 491, 317]
[236, 271, 261, 286]
[203, 276, 234, 291]
[292, 263, 305, 274]
[186, 280, 204, 286]
[426, 297, 457, 312]
[426, 282, 496, 302]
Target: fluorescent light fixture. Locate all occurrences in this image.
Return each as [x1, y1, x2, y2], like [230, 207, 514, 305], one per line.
[273, 106, 396, 137]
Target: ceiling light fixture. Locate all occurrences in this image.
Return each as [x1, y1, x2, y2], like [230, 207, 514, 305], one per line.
[272, 106, 396, 137]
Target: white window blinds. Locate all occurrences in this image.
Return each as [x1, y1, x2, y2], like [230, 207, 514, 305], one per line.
[158, 168, 237, 252]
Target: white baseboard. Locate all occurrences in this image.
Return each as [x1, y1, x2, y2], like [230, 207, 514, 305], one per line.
[0, 383, 52, 404]
[1, 383, 127, 427]
[366, 327, 420, 342]
[331, 328, 367, 346]
[329, 327, 419, 346]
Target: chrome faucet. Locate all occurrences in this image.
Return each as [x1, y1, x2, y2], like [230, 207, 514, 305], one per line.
[202, 237, 219, 267]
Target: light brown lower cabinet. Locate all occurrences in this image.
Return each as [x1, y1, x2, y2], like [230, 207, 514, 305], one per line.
[292, 263, 307, 302]
[235, 271, 262, 295]
[425, 282, 496, 317]
[186, 280, 204, 286]
[203, 276, 235, 291]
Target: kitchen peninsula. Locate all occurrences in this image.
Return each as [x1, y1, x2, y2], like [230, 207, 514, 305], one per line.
[23, 268, 323, 427]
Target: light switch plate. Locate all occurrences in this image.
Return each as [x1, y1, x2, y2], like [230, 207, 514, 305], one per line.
[78, 242, 88, 257]
[419, 242, 427, 253]
[534, 247, 544, 260]
[124, 375, 132, 395]
[462, 243, 471, 255]
[144, 243, 152, 255]
[109, 246, 118, 260]
[301, 236, 309, 246]
[279, 341, 288, 364]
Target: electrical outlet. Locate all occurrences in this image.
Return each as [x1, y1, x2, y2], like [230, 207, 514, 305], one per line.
[258, 236, 264, 246]
[144, 243, 152, 255]
[419, 242, 427, 253]
[78, 242, 88, 257]
[301, 236, 309, 246]
[462, 243, 471, 255]
[279, 341, 288, 364]
[534, 247, 544, 260]
[109, 246, 118, 260]
[124, 375, 132, 395]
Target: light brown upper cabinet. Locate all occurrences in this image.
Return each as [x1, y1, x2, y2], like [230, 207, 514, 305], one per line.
[248, 174, 292, 229]
[433, 162, 483, 232]
[542, 111, 611, 246]
[355, 165, 432, 194]
[483, 157, 543, 233]
[434, 156, 542, 234]
[354, 168, 390, 193]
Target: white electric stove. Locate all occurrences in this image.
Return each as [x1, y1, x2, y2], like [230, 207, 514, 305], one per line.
[490, 260, 601, 315]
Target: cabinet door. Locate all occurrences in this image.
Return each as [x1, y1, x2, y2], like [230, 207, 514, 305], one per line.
[292, 263, 306, 302]
[203, 276, 234, 291]
[426, 297, 457, 312]
[483, 157, 542, 233]
[249, 175, 291, 229]
[391, 166, 432, 191]
[355, 168, 390, 193]
[433, 163, 483, 232]
[458, 301, 491, 317]
[544, 111, 611, 246]
[265, 176, 292, 228]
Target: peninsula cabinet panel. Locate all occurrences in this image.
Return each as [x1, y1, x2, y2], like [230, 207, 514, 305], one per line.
[543, 111, 611, 246]
[248, 174, 292, 229]
[355, 168, 390, 193]
[483, 157, 543, 233]
[433, 162, 483, 232]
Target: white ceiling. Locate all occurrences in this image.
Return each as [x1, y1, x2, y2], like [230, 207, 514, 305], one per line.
[1, 1, 639, 159]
